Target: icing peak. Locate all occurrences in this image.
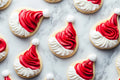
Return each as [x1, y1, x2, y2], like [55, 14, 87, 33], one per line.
[19, 9, 43, 32]
[55, 22, 76, 50]
[96, 14, 119, 40]
[114, 8, 120, 15]
[19, 45, 40, 70]
[88, 54, 97, 62]
[66, 15, 75, 23]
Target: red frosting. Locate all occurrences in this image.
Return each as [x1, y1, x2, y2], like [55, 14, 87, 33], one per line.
[55, 22, 76, 50]
[0, 38, 6, 52]
[96, 14, 119, 40]
[119, 78, 120, 80]
[19, 9, 43, 32]
[74, 59, 94, 79]
[4, 76, 11, 80]
[19, 45, 40, 70]
[87, 0, 101, 5]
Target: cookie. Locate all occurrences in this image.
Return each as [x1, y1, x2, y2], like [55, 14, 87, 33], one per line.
[48, 15, 79, 58]
[45, 0, 61, 3]
[44, 73, 54, 80]
[0, 0, 12, 10]
[2, 70, 13, 80]
[9, 8, 50, 38]
[89, 8, 120, 49]
[73, 0, 103, 14]
[67, 54, 97, 80]
[116, 55, 120, 80]
[14, 38, 42, 78]
[0, 36, 8, 62]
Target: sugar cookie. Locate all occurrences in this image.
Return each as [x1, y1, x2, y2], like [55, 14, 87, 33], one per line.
[0, 0, 12, 10]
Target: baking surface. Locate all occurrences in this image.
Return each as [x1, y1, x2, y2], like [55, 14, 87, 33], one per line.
[0, 0, 120, 80]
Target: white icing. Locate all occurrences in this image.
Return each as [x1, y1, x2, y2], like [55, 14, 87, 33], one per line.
[66, 15, 75, 23]
[114, 8, 120, 15]
[0, 0, 8, 7]
[74, 0, 100, 12]
[90, 30, 119, 49]
[9, 11, 30, 37]
[88, 54, 97, 62]
[1, 69, 10, 77]
[68, 66, 85, 80]
[32, 38, 40, 46]
[0, 51, 6, 60]
[48, 37, 73, 56]
[46, 73, 54, 80]
[14, 58, 40, 78]
[43, 9, 50, 17]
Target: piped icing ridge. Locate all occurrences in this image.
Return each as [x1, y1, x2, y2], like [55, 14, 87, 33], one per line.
[55, 22, 76, 50]
[19, 9, 43, 32]
[74, 59, 94, 79]
[96, 14, 119, 40]
[19, 45, 40, 70]
[87, 0, 101, 5]
[0, 38, 6, 52]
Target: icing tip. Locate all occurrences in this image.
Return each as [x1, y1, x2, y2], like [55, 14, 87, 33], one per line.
[46, 73, 54, 80]
[88, 54, 97, 62]
[43, 9, 50, 17]
[32, 38, 40, 46]
[114, 8, 120, 15]
[66, 15, 75, 23]
[1, 69, 10, 77]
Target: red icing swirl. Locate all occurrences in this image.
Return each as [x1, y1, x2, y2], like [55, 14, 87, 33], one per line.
[87, 0, 101, 5]
[0, 38, 6, 52]
[19, 9, 43, 32]
[5, 76, 11, 80]
[19, 45, 40, 70]
[55, 22, 76, 50]
[96, 14, 119, 40]
[74, 59, 94, 79]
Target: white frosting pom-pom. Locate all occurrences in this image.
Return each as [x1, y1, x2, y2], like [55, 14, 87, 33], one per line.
[1, 70, 10, 77]
[114, 8, 120, 15]
[66, 15, 75, 23]
[88, 54, 97, 62]
[32, 38, 40, 46]
[43, 9, 50, 17]
[46, 73, 54, 80]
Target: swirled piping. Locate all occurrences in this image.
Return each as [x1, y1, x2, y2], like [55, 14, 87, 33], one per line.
[0, 51, 6, 59]
[74, 0, 100, 12]
[0, 0, 8, 7]
[90, 30, 119, 49]
[9, 11, 30, 37]
[68, 66, 85, 80]
[48, 37, 73, 56]
[14, 58, 40, 78]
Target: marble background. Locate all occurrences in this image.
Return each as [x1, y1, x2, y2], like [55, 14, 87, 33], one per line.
[0, 0, 120, 80]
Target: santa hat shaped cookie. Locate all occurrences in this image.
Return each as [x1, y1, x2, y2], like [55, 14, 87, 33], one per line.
[48, 15, 79, 58]
[73, 0, 103, 14]
[45, 73, 54, 80]
[89, 8, 120, 49]
[2, 70, 13, 80]
[14, 38, 42, 78]
[67, 54, 97, 80]
[0, 36, 8, 62]
[9, 8, 50, 38]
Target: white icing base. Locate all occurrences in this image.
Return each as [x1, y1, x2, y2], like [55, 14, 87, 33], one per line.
[68, 66, 85, 80]
[0, 0, 8, 7]
[9, 11, 30, 37]
[74, 0, 100, 12]
[0, 51, 6, 60]
[90, 30, 119, 49]
[48, 37, 73, 56]
[14, 58, 40, 78]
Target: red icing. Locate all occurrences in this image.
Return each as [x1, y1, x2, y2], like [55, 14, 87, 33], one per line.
[87, 0, 101, 5]
[19, 45, 40, 70]
[96, 14, 119, 40]
[55, 22, 76, 50]
[19, 9, 43, 32]
[74, 59, 94, 80]
[5, 76, 11, 80]
[119, 78, 120, 80]
[0, 38, 6, 52]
